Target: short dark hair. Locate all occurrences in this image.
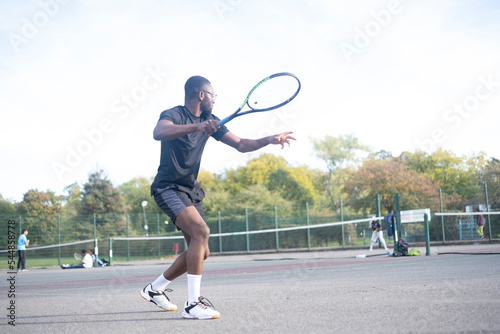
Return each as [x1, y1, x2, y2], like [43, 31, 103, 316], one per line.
[21, 229, 28, 234]
[185, 76, 211, 101]
[81, 249, 87, 254]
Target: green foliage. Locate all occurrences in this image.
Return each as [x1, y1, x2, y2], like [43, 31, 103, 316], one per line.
[344, 158, 440, 215]
[77, 170, 127, 238]
[17, 189, 61, 215]
[0, 194, 16, 214]
[79, 169, 125, 215]
[483, 158, 500, 210]
[61, 183, 81, 216]
[268, 167, 317, 207]
[224, 154, 288, 194]
[403, 149, 486, 200]
[119, 176, 162, 214]
[201, 154, 318, 216]
[312, 134, 370, 212]
[4, 136, 498, 235]
[312, 134, 370, 170]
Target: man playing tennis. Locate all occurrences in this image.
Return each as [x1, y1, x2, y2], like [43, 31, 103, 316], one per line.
[141, 75, 295, 319]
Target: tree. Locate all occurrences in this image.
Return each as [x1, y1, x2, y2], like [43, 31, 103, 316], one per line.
[79, 170, 125, 215]
[403, 149, 487, 200]
[344, 158, 440, 215]
[217, 155, 318, 214]
[60, 183, 81, 216]
[224, 154, 289, 194]
[197, 170, 229, 215]
[0, 195, 16, 214]
[483, 158, 500, 210]
[16, 189, 62, 245]
[119, 176, 162, 214]
[79, 170, 126, 237]
[312, 134, 370, 212]
[267, 166, 318, 209]
[231, 184, 292, 213]
[17, 189, 61, 215]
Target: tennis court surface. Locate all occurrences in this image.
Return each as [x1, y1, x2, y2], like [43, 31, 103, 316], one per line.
[2, 248, 500, 334]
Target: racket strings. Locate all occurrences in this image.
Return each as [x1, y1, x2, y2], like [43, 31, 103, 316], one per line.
[247, 75, 300, 111]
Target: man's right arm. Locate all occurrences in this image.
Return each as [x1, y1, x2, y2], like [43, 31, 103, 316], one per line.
[153, 119, 218, 141]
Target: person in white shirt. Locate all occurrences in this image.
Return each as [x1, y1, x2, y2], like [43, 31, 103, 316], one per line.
[61, 249, 93, 269]
[369, 219, 388, 251]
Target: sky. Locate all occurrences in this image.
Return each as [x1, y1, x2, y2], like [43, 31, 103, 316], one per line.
[1, 0, 500, 203]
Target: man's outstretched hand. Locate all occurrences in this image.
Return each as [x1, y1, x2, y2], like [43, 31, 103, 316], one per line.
[270, 131, 296, 149]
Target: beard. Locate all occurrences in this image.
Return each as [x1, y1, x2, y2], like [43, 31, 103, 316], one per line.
[200, 98, 213, 118]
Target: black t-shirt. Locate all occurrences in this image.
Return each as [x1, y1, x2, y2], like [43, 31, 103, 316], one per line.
[371, 220, 381, 231]
[151, 106, 229, 195]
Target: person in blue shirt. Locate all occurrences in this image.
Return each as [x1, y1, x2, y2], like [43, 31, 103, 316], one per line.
[17, 229, 30, 272]
[384, 210, 395, 237]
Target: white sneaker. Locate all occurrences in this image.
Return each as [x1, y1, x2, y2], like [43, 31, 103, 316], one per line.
[140, 283, 177, 311]
[182, 297, 220, 320]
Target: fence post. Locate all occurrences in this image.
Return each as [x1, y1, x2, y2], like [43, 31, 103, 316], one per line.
[109, 238, 113, 266]
[484, 182, 492, 242]
[93, 213, 97, 242]
[424, 213, 430, 256]
[439, 188, 445, 244]
[157, 214, 161, 259]
[376, 194, 381, 217]
[126, 213, 130, 261]
[245, 208, 250, 253]
[376, 194, 381, 248]
[57, 215, 61, 266]
[218, 211, 222, 253]
[340, 199, 345, 249]
[274, 206, 279, 252]
[394, 193, 400, 253]
[94, 239, 99, 260]
[306, 202, 311, 251]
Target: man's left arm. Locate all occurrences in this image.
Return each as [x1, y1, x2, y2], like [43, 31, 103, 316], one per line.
[220, 131, 296, 153]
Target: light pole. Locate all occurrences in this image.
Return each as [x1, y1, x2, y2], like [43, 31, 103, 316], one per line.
[142, 201, 149, 236]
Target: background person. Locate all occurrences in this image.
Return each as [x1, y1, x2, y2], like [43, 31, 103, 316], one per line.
[476, 208, 484, 240]
[369, 219, 388, 251]
[383, 210, 395, 237]
[61, 249, 93, 269]
[17, 229, 30, 272]
[89, 248, 108, 267]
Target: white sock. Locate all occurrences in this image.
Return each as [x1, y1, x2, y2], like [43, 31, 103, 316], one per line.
[187, 274, 202, 304]
[151, 274, 171, 291]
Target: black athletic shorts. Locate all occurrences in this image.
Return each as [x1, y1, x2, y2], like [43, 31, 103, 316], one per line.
[153, 185, 205, 231]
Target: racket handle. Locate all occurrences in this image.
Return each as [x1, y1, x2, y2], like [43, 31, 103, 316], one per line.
[219, 116, 230, 126]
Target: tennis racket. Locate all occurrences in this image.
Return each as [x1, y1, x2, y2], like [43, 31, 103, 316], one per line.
[74, 252, 82, 261]
[218, 72, 301, 126]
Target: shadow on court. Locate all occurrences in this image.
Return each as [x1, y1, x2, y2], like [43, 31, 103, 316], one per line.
[2, 248, 500, 334]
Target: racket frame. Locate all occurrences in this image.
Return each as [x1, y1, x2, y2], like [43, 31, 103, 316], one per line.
[219, 72, 300, 125]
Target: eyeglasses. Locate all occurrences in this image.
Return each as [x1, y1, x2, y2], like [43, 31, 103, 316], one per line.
[201, 90, 217, 100]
